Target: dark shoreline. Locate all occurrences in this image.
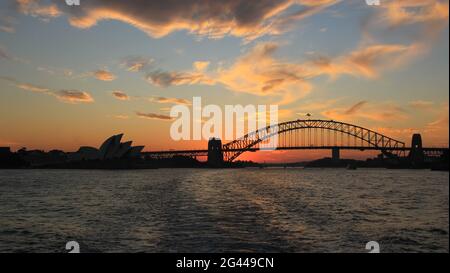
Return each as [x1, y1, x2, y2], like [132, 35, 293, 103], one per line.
[1, 160, 448, 171]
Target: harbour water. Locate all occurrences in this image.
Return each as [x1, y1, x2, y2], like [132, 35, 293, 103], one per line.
[0, 168, 448, 253]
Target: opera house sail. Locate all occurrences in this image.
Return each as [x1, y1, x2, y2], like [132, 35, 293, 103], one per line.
[68, 134, 144, 162]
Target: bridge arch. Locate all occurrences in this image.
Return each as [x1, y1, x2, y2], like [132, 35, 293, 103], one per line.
[222, 119, 406, 162]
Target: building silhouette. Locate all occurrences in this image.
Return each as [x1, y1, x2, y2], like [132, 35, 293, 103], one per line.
[68, 134, 144, 162]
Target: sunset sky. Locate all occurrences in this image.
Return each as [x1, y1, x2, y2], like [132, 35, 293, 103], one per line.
[0, 0, 448, 162]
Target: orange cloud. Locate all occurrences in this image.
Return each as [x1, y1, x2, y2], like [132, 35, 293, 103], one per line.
[113, 115, 129, 120]
[0, 76, 94, 104]
[112, 90, 130, 101]
[322, 101, 408, 122]
[213, 41, 425, 101]
[140, 40, 427, 105]
[310, 44, 420, 79]
[149, 97, 191, 105]
[362, 0, 449, 62]
[1, 76, 51, 94]
[379, 0, 449, 27]
[120, 56, 154, 72]
[16, 82, 50, 93]
[193, 61, 210, 72]
[93, 69, 116, 81]
[215, 42, 313, 104]
[344, 101, 368, 115]
[373, 103, 449, 147]
[408, 100, 434, 109]
[54, 90, 94, 104]
[16, 0, 60, 19]
[138, 42, 313, 105]
[369, 127, 419, 145]
[136, 111, 173, 121]
[423, 103, 449, 146]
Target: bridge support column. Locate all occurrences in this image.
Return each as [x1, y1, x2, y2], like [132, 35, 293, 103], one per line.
[207, 138, 224, 167]
[332, 147, 340, 162]
[408, 134, 424, 167]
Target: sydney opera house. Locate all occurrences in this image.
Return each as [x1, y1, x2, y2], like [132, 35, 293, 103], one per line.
[68, 134, 144, 162]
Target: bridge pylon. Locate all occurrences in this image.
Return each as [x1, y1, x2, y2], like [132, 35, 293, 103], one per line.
[207, 138, 224, 167]
[408, 134, 425, 167]
[332, 147, 340, 162]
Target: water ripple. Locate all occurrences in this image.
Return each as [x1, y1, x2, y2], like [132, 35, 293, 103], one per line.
[0, 168, 448, 253]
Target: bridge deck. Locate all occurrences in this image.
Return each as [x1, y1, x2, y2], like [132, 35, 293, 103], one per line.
[143, 146, 449, 156]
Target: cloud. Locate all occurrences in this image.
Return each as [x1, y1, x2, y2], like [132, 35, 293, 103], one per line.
[0, 25, 15, 33]
[15, 0, 340, 41]
[0, 45, 10, 60]
[15, 0, 60, 19]
[0, 44, 31, 64]
[0, 75, 94, 104]
[344, 101, 368, 115]
[269, 0, 339, 36]
[371, 103, 448, 146]
[0, 76, 18, 83]
[371, 126, 419, 144]
[112, 90, 130, 101]
[377, 0, 449, 27]
[193, 61, 210, 72]
[408, 100, 434, 109]
[149, 96, 191, 105]
[110, 90, 191, 105]
[93, 69, 116, 81]
[322, 101, 408, 122]
[16, 83, 50, 93]
[113, 115, 129, 120]
[36, 65, 85, 79]
[120, 56, 154, 72]
[159, 107, 172, 112]
[424, 103, 449, 139]
[146, 70, 213, 87]
[37, 66, 56, 75]
[0, 13, 16, 33]
[213, 41, 421, 102]
[0, 76, 51, 93]
[141, 41, 424, 104]
[361, 0, 449, 62]
[215, 42, 313, 103]
[378, 103, 449, 147]
[53, 90, 94, 104]
[426, 116, 449, 132]
[309, 44, 420, 79]
[136, 111, 173, 121]
[342, 44, 418, 78]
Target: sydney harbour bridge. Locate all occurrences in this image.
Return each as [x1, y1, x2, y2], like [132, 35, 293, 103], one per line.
[143, 119, 449, 166]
